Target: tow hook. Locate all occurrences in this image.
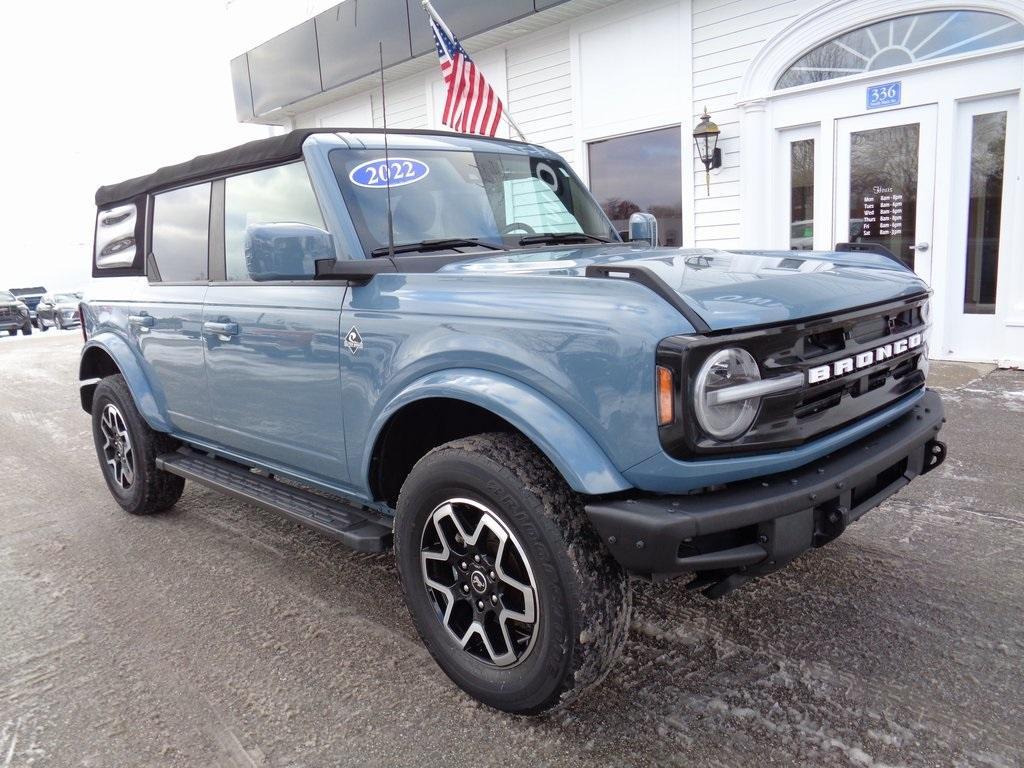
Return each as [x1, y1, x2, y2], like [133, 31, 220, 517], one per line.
[922, 439, 947, 474]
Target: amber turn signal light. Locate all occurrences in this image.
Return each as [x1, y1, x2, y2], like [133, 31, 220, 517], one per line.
[656, 365, 674, 426]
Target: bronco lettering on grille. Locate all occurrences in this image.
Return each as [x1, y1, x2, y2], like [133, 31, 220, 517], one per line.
[807, 333, 922, 385]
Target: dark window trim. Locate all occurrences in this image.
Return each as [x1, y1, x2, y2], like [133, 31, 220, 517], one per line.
[145, 194, 157, 284]
[210, 179, 226, 282]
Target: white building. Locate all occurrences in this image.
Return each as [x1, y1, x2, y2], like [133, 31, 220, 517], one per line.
[226, 0, 1024, 366]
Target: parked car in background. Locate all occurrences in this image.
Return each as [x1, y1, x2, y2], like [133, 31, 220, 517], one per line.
[36, 293, 82, 330]
[0, 290, 33, 336]
[9, 286, 47, 327]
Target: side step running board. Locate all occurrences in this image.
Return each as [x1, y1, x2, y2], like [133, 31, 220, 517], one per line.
[156, 448, 392, 552]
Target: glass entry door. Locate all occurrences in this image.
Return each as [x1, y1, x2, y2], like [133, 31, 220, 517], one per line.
[943, 94, 1018, 361]
[834, 105, 937, 282]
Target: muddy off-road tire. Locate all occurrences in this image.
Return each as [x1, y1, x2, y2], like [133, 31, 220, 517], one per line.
[91, 375, 185, 515]
[394, 432, 631, 715]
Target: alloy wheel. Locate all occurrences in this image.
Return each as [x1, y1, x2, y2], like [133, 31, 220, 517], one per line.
[419, 498, 539, 667]
[100, 403, 135, 490]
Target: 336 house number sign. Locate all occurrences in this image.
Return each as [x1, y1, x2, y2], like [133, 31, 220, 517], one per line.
[866, 81, 901, 109]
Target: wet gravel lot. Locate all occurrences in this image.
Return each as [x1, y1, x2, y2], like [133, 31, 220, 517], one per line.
[2, 333, 1022, 767]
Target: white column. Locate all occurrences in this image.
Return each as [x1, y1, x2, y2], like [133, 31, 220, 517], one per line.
[737, 98, 770, 248]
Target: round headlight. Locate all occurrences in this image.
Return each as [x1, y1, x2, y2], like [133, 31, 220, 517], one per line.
[693, 348, 761, 441]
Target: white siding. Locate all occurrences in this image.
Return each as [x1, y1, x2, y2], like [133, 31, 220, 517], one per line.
[691, 0, 817, 247]
[371, 74, 429, 129]
[506, 32, 575, 164]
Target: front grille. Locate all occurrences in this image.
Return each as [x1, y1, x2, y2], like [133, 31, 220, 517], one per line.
[0, 307, 11, 318]
[656, 295, 929, 459]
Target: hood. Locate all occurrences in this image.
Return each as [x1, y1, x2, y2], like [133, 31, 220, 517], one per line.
[438, 245, 927, 331]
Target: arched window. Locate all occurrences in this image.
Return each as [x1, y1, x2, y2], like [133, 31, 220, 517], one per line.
[777, 10, 1024, 88]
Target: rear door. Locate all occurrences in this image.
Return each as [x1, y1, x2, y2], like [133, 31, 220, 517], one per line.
[134, 182, 213, 437]
[202, 162, 350, 485]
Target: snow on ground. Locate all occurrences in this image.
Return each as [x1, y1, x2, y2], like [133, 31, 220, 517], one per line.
[1, 336, 1022, 767]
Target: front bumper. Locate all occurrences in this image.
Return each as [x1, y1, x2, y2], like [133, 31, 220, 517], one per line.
[585, 389, 945, 596]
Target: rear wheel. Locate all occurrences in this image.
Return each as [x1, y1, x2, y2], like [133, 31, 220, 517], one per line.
[91, 375, 185, 515]
[394, 432, 630, 714]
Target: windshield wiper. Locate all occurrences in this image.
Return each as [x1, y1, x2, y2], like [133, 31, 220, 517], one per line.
[517, 232, 612, 246]
[371, 238, 507, 257]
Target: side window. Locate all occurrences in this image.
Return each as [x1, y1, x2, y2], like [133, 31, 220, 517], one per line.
[224, 162, 329, 282]
[151, 183, 211, 282]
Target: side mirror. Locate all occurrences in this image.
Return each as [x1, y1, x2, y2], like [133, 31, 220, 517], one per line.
[628, 212, 659, 246]
[244, 223, 336, 281]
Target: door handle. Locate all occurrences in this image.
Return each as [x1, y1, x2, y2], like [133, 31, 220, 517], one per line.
[128, 314, 154, 329]
[203, 321, 239, 337]
[909, 242, 929, 252]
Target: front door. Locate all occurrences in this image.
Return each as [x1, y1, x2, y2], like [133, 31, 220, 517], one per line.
[203, 285, 350, 484]
[834, 105, 938, 282]
[201, 161, 352, 487]
[942, 94, 1018, 362]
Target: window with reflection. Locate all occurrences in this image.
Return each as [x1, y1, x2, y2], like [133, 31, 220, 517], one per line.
[588, 127, 683, 247]
[778, 11, 1024, 89]
[848, 123, 919, 268]
[963, 111, 1007, 314]
[789, 139, 814, 250]
[225, 162, 329, 281]
[151, 183, 211, 282]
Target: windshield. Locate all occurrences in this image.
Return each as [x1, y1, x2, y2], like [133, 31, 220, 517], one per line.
[54, 293, 77, 303]
[330, 147, 618, 256]
[0, 291, 15, 302]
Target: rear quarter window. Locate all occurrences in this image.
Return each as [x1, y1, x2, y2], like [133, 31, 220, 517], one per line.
[150, 183, 211, 282]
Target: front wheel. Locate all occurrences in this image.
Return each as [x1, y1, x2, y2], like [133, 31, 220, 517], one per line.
[90, 375, 185, 515]
[394, 433, 630, 714]
[20, 321, 32, 336]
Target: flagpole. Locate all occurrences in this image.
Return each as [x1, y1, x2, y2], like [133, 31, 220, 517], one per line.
[420, 0, 528, 142]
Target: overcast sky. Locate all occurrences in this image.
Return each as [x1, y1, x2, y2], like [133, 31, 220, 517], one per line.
[0, 1, 270, 292]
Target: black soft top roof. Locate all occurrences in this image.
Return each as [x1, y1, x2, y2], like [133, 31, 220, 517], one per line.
[94, 128, 528, 207]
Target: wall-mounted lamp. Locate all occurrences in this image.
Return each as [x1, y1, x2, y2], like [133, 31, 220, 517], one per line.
[693, 106, 722, 195]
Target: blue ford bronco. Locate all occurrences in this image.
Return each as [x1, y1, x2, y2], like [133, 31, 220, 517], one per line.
[82, 129, 946, 714]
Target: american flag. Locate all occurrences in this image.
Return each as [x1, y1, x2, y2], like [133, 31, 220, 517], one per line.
[430, 15, 503, 137]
